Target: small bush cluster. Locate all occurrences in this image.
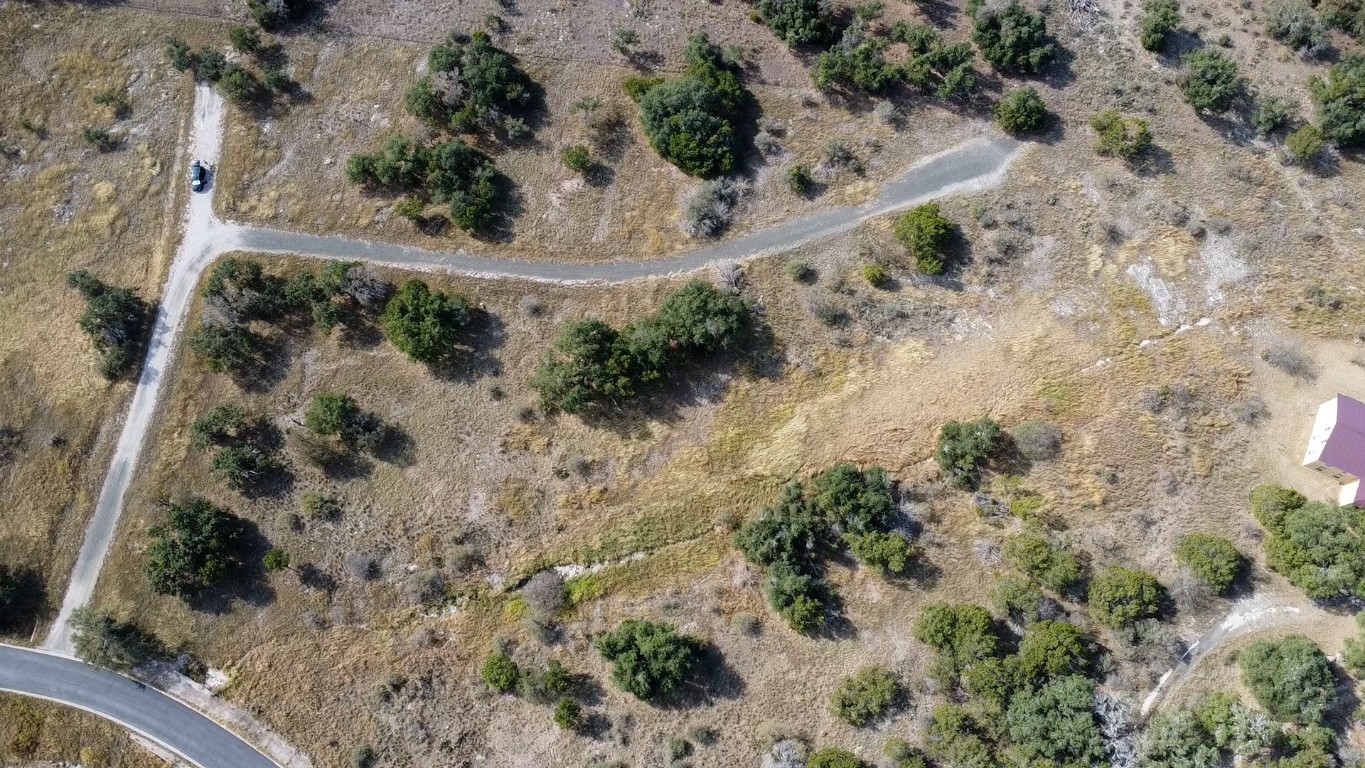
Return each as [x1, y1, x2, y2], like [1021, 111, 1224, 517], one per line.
[1174, 534, 1245, 594]
[1090, 110, 1153, 161]
[894, 203, 956, 275]
[1140, 0, 1181, 51]
[831, 666, 903, 727]
[1181, 49, 1242, 113]
[1003, 534, 1083, 594]
[634, 34, 748, 177]
[144, 498, 242, 602]
[189, 403, 283, 493]
[896, 23, 979, 101]
[994, 88, 1048, 135]
[971, 0, 1056, 74]
[682, 177, 748, 238]
[347, 136, 501, 233]
[66, 270, 149, 379]
[530, 281, 750, 414]
[1139, 693, 1275, 767]
[1239, 636, 1335, 724]
[934, 417, 1005, 489]
[812, 26, 900, 95]
[1251, 483, 1365, 598]
[754, 0, 838, 46]
[736, 464, 911, 632]
[403, 31, 533, 138]
[1311, 55, 1365, 148]
[595, 619, 703, 701]
[1265, 0, 1328, 52]
[1087, 566, 1162, 628]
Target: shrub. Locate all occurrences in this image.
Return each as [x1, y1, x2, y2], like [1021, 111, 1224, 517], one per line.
[787, 260, 817, 282]
[735, 484, 828, 567]
[481, 651, 519, 692]
[995, 88, 1048, 135]
[406, 31, 532, 136]
[863, 263, 889, 286]
[553, 697, 582, 730]
[1254, 488, 1365, 599]
[522, 570, 566, 622]
[1090, 110, 1153, 160]
[935, 418, 1004, 489]
[560, 144, 591, 174]
[765, 561, 830, 632]
[189, 324, 260, 374]
[1310, 55, 1365, 147]
[595, 620, 703, 701]
[914, 603, 1000, 679]
[885, 739, 930, 768]
[228, 26, 262, 54]
[1285, 125, 1325, 164]
[70, 608, 156, 671]
[812, 30, 899, 95]
[1194, 692, 1276, 755]
[66, 271, 148, 379]
[1180, 49, 1241, 113]
[788, 163, 814, 196]
[926, 705, 996, 768]
[808, 748, 866, 768]
[990, 573, 1042, 627]
[901, 31, 979, 101]
[209, 444, 281, 492]
[426, 139, 500, 232]
[1140, 0, 1181, 51]
[305, 392, 360, 439]
[1003, 535, 1082, 593]
[1240, 636, 1335, 724]
[1139, 709, 1220, 768]
[165, 36, 194, 71]
[1250, 484, 1307, 529]
[263, 548, 291, 572]
[971, 0, 1055, 74]
[218, 65, 263, 105]
[248, 0, 311, 29]
[848, 531, 917, 575]
[1017, 620, 1090, 681]
[1253, 95, 1298, 134]
[82, 126, 117, 152]
[144, 497, 241, 601]
[831, 666, 903, 727]
[1088, 566, 1162, 628]
[894, 203, 955, 275]
[755, 0, 836, 46]
[636, 34, 747, 177]
[611, 27, 638, 56]
[811, 464, 893, 535]
[1265, 0, 1328, 51]
[1012, 421, 1061, 461]
[1175, 534, 1244, 594]
[380, 280, 472, 364]
[195, 49, 227, 82]
[1005, 676, 1106, 767]
[682, 177, 748, 238]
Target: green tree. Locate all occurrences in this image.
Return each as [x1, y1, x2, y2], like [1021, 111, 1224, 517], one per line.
[899, 30, 979, 101]
[1180, 49, 1242, 113]
[1140, 0, 1182, 50]
[809, 748, 867, 768]
[848, 531, 917, 575]
[755, 0, 836, 46]
[1017, 620, 1091, 681]
[914, 603, 1001, 680]
[1250, 484, 1307, 529]
[481, 650, 520, 692]
[765, 560, 830, 633]
[1285, 124, 1325, 163]
[735, 483, 828, 568]
[305, 392, 360, 438]
[1253, 95, 1298, 134]
[894, 203, 955, 275]
[66, 270, 149, 379]
[636, 34, 746, 177]
[345, 135, 431, 189]
[595, 620, 703, 701]
[70, 607, 155, 671]
[971, 1, 1055, 74]
[218, 65, 263, 105]
[263, 548, 291, 572]
[1310, 54, 1365, 147]
[1088, 566, 1162, 628]
[1004, 676, 1106, 767]
[1240, 636, 1335, 724]
[1090, 110, 1153, 160]
[379, 280, 472, 364]
[408, 31, 532, 135]
[934, 418, 1004, 489]
[831, 666, 903, 727]
[1139, 709, 1220, 768]
[994, 88, 1048, 135]
[1003, 534, 1082, 593]
[1255, 493, 1365, 599]
[561, 144, 591, 173]
[190, 404, 248, 450]
[530, 319, 633, 413]
[248, 0, 311, 29]
[144, 498, 241, 601]
[810, 464, 893, 535]
[1175, 534, 1245, 594]
[812, 34, 900, 95]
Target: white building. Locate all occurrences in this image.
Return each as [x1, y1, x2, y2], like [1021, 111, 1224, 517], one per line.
[1303, 394, 1365, 508]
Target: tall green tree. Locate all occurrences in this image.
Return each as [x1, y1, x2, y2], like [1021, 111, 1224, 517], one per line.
[144, 498, 241, 601]
[66, 270, 149, 379]
[595, 620, 703, 701]
[379, 280, 472, 364]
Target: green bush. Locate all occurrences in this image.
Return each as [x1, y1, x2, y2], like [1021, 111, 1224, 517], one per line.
[1253, 95, 1298, 134]
[531, 281, 750, 413]
[189, 324, 260, 374]
[81, 126, 117, 152]
[262, 548, 290, 572]
[914, 603, 1000, 680]
[901, 34, 979, 101]
[1003, 535, 1082, 594]
[1239, 636, 1335, 724]
[190, 404, 248, 451]
[1140, 0, 1182, 51]
[561, 144, 591, 173]
[1343, 614, 1365, 675]
[595, 620, 703, 701]
[1265, 0, 1328, 51]
[1180, 49, 1242, 113]
[863, 263, 889, 286]
[1193, 692, 1276, 755]
[765, 560, 830, 633]
[66, 270, 148, 379]
[1139, 709, 1220, 768]
[405, 31, 532, 137]
[195, 49, 227, 83]
[1253, 487, 1365, 598]
[1310, 54, 1365, 147]
[934, 418, 1004, 489]
[1004, 676, 1105, 767]
[812, 32, 899, 95]
[990, 573, 1042, 626]
[788, 163, 814, 195]
[1017, 620, 1090, 681]
[379, 280, 472, 364]
[636, 34, 747, 177]
[885, 739, 930, 768]
[1090, 110, 1153, 160]
[248, 0, 311, 30]
[70, 608, 157, 671]
[808, 748, 866, 768]
[1285, 125, 1325, 164]
[481, 650, 519, 692]
[847, 531, 917, 575]
[305, 392, 360, 438]
[755, 0, 836, 46]
[926, 705, 997, 768]
[831, 666, 903, 727]
[165, 36, 194, 72]
[1175, 534, 1245, 594]
[994, 88, 1048, 135]
[971, 1, 1055, 74]
[810, 464, 893, 535]
[894, 203, 955, 275]
[553, 697, 582, 730]
[347, 137, 500, 234]
[209, 444, 281, 492]
[228, 26, 262, 54]
[144, 497, 241, 601]
[218, 65, 264, 105]
[1088, 566, 1162, 628]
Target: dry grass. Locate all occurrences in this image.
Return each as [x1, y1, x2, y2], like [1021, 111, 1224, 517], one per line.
[0, 4, 218, 638]
[0, 693, 165, 767]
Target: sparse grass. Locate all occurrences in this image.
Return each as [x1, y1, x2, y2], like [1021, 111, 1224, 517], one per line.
[0, 693, 164, 767]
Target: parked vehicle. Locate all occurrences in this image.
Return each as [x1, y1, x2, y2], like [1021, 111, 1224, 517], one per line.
[190, 160, 206, 192]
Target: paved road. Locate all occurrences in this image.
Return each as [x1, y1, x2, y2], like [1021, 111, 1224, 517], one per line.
[0, 645, 278, 768]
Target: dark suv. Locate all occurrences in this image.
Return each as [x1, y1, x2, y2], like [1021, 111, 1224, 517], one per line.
[190, 160, 206, 192]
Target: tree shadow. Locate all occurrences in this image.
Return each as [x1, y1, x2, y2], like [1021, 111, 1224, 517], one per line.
[372, 423, 417, 467]
[229, 331, 293, 394]
[653, 643, 747, 709]
[188, 517, 275, 614]
[0, 566, 47, 637]
[1133, 144, 1177, 177]
[430, 308, 506, 383]
[585, 163, 615, 188]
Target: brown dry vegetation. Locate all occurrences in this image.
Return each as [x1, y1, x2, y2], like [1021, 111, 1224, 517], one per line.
[0, 692, 166, 768]
[0, 3, 217, 639]
[10, 0, 1365, 765]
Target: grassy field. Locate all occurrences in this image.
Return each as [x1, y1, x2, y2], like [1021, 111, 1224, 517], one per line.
[0, 693, 165, 767]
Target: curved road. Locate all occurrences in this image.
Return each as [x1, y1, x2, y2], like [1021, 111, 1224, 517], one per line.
[16, 84, 1021, 764]
[0, 645, 277, 768]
